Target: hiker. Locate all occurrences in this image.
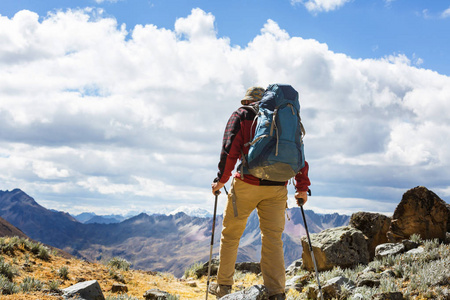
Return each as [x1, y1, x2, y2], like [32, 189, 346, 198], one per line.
[210, 86, 311, 299]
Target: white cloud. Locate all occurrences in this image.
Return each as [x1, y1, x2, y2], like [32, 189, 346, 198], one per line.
[442, 7, 450, 18]
[1, 8, 450, 216]
[292, 0, 352, 13]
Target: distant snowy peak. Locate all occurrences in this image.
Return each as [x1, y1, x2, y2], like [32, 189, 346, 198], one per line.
[168, 206, 212, 218]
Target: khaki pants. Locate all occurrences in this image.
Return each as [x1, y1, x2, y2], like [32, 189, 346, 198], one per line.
[217, 178, 287, 296]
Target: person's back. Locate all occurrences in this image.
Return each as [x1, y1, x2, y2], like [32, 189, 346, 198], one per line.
[210, 86, 311, 299]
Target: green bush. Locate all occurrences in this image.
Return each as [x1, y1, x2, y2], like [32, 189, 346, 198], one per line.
[47, 279, 61, 292]
[183, 262, 203, 279]
[0, 257, 17, 281]
[0, 274, 19, 295]
[107, 257, 131, 271]
[108, 268, 125, 283]
[57, 266, 69, 280]
[20, 276, 43, 292]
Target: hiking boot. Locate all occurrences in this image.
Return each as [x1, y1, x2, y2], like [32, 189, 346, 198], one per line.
[269, 293, 286, 300]
[208, 283, 232, 298]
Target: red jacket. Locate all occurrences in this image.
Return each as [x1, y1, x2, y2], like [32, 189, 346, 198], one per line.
[215, 106, 310, 192]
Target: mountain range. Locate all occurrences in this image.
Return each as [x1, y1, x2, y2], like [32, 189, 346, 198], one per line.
[0, 189, 350, 277]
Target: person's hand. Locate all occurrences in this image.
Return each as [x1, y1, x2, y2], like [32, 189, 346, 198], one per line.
[295, 191, 308, 206]
[211, 181, 225, 195]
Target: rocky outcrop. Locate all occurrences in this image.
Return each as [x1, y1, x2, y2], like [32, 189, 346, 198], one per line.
[62, 280, 105, 300]
[301, 226, 369, 272]
[447, 203, 450, 232]
[387, 186, 449, 242]
[349, 212, 391, 259]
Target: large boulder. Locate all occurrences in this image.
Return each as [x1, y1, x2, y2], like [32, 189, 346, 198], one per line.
[301, 226, 369, 272]
[447, 203, 450, 232]
[349, 212, 391, 259]
[62, 280, 105, 300]
[387, 186, 450, 242]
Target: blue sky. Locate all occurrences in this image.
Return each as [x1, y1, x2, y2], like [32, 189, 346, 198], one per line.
[1, 0, 450, 216]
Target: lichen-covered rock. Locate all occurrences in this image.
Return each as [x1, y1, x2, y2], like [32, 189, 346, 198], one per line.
[143, 288, 171, 300]
[285, 274, 310, 292]
[375, 243, 405, 258]
[308, 276, 355, 300]
[387, 186, 449, 242]
[62, 280, 105, 300]
[285, 259, 302, 276]
[301, 226, 369, 271]
[349, 212, 391, 259]
[356, 272, 381, 288]
[220, 285, 269, 300]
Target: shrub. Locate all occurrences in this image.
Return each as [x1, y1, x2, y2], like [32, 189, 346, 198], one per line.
[18, 237, 33, 251]
[0, 257, 17, 281]
[108, 257, 131, 271]
[109, 268, 125, 283]
[0, 274, 19, 295]
[20, 277, 43, 292]
[183, 262, 203, 279]
[47, 279, 61, 292]
[410, 233, 423, 244]
[57, 266, 69, 280]
[37, 246, 51, 261]
[30, 242, 41, 255]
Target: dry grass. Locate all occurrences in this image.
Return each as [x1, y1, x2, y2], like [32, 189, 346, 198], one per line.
[0, 236, 262, 299]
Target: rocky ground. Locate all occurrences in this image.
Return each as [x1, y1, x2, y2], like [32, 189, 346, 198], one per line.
[0, 236, 227, 299]
[1, 234, 449, 299]
[1, 186, 449, 299]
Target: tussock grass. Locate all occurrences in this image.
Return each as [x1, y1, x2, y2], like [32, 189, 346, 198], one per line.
[0, 236, 206, 299]
[57, 265, 69, 280]
[183, 261, 203, 279]
[107, 257, 131, 271]
[287, 238, 450, 300]
[20, 276, 43, 292]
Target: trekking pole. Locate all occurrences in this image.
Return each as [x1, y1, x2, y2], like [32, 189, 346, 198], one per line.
[299, 200, 324, 300]
[206, 190, 220, 300]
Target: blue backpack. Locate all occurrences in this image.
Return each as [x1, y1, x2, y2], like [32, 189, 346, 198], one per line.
[243, 84, 305, 182]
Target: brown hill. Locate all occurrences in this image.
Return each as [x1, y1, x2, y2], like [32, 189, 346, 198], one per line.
[0, 216, 28, 239]
[0, 236, 260, 299]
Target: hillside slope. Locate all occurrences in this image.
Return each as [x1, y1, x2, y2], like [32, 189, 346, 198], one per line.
[0, 189, 350, 277]
[0, 216, 28, 239]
